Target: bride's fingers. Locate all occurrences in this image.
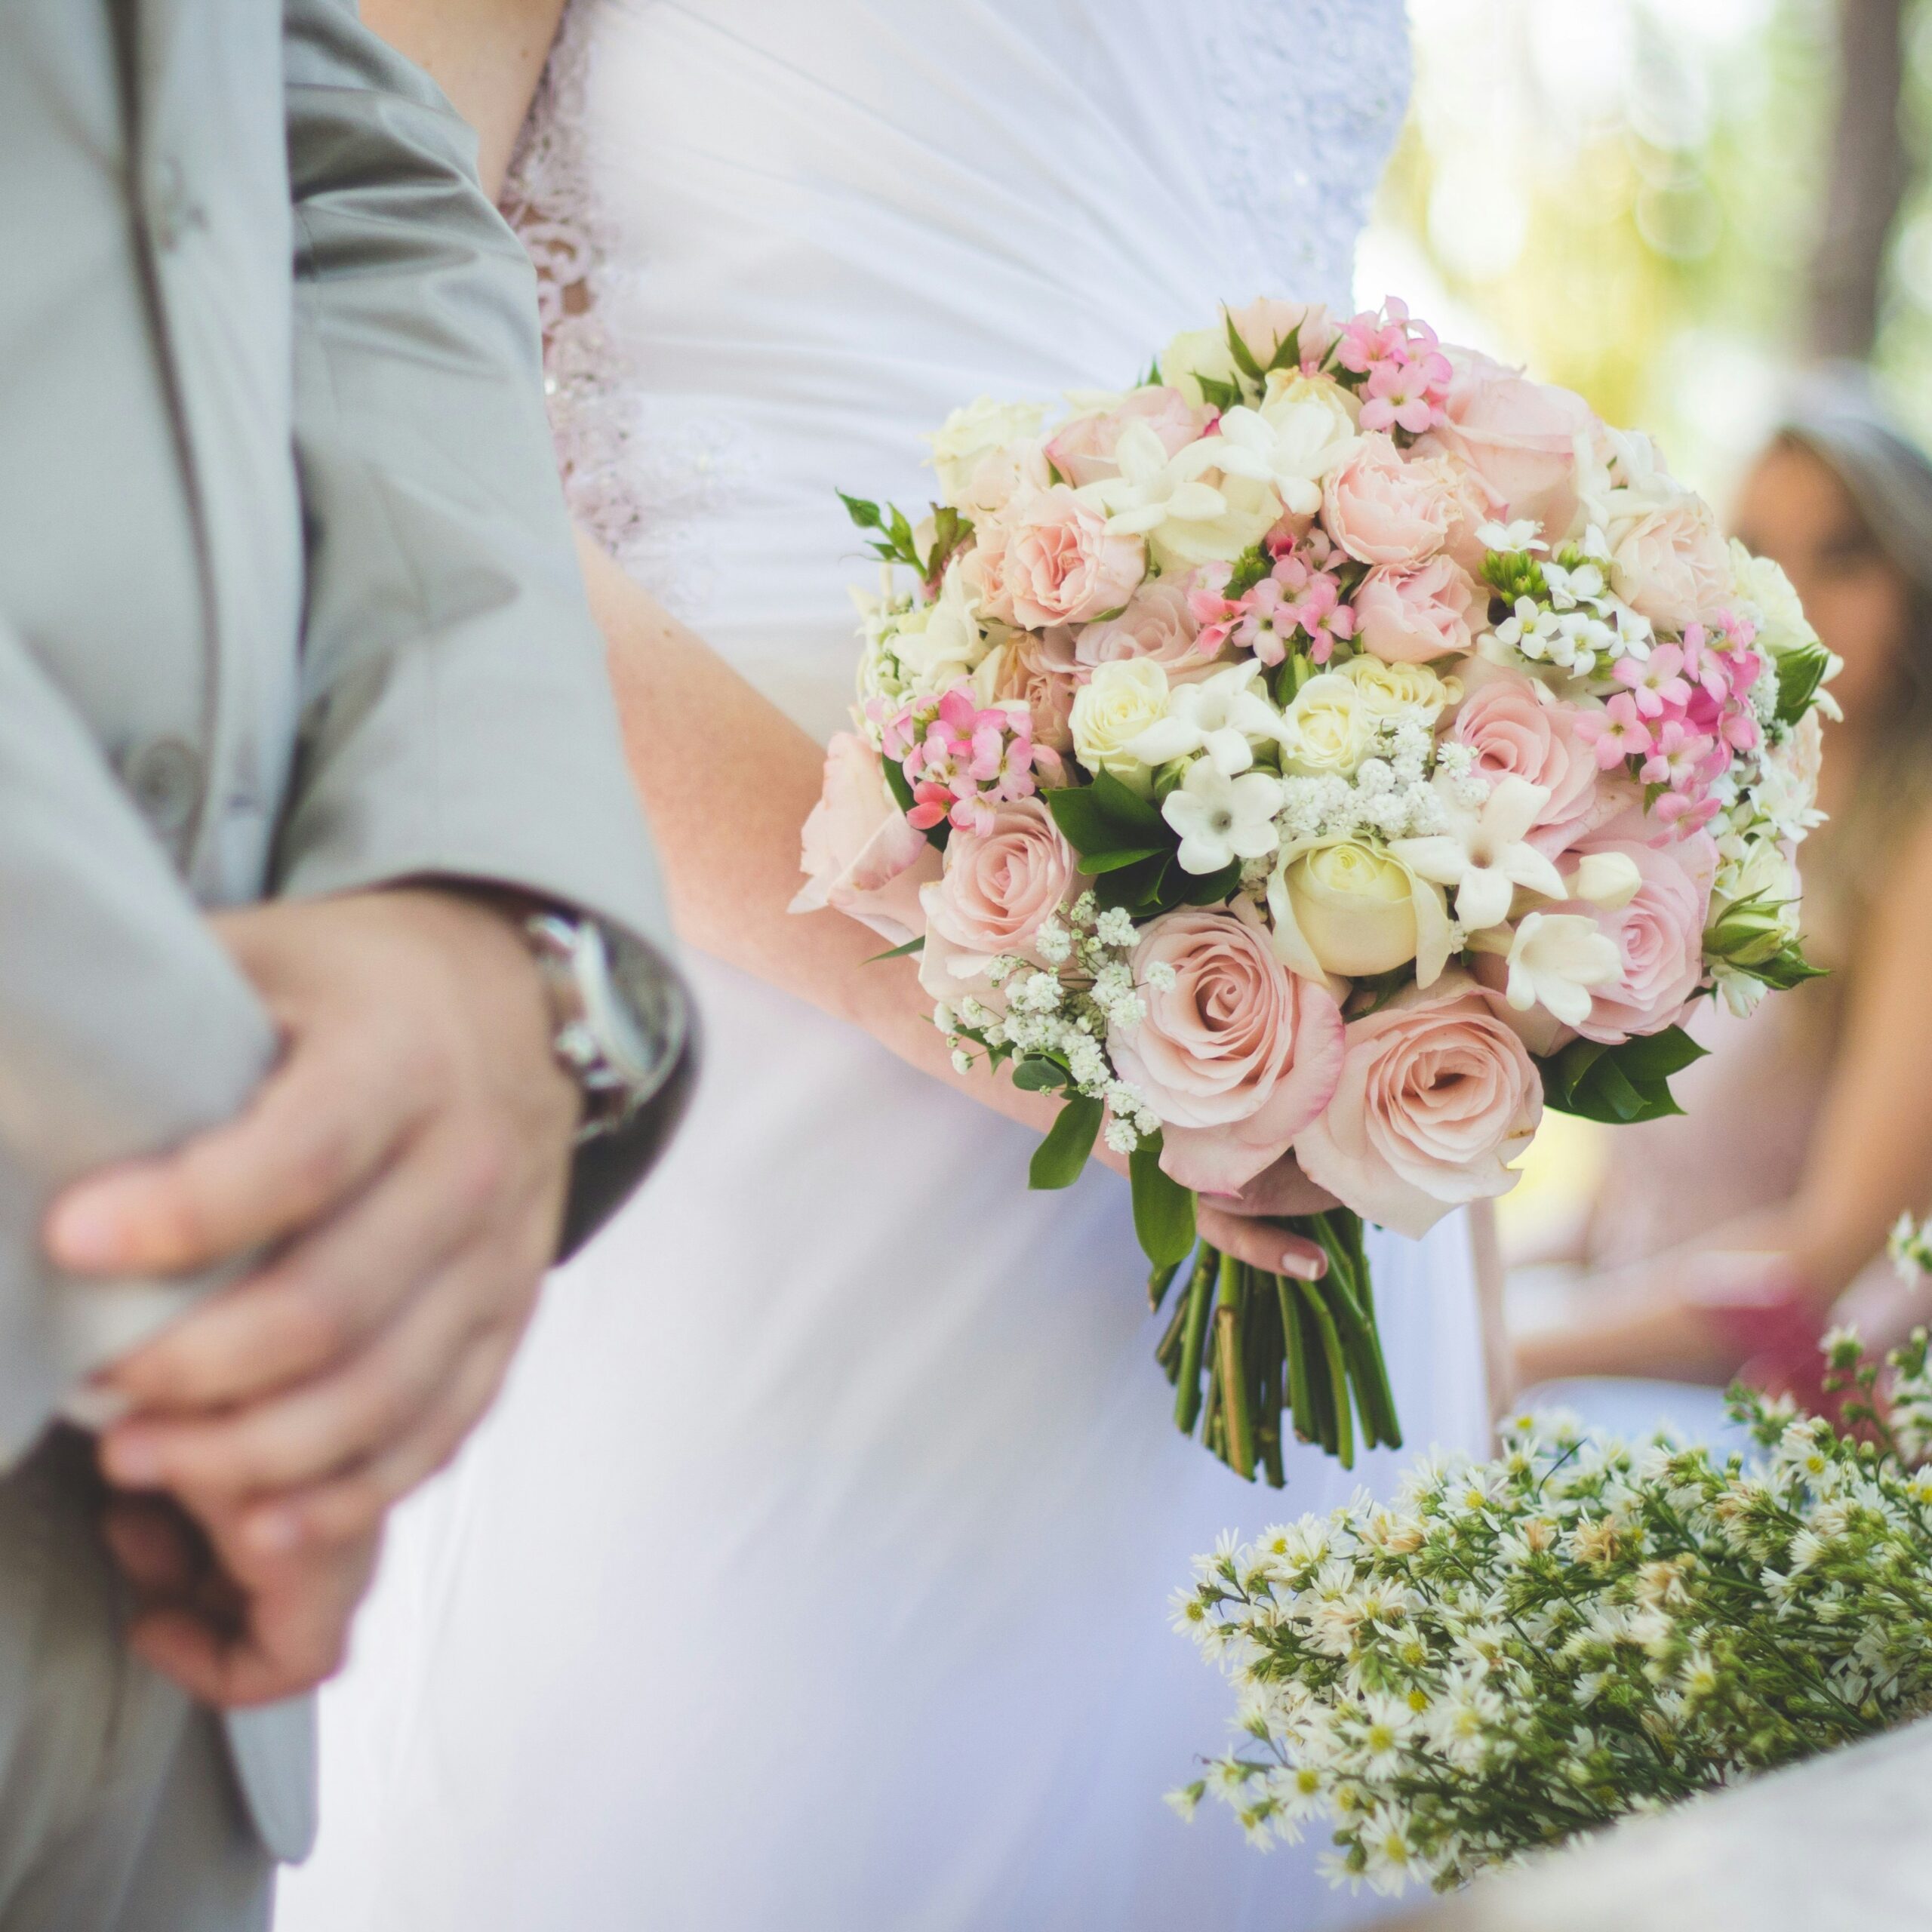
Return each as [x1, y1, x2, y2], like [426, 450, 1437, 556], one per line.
[1195, 1204, 1326, 1281]
[1201, 1155, 1342, 1220]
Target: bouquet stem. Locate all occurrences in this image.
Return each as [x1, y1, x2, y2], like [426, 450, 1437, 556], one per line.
[1153, 1209, 1401, 1484]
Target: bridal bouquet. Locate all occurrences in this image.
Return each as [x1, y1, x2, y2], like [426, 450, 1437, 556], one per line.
[795, 295, 1832, 1481]
[1173, 1329, 1932, 1896]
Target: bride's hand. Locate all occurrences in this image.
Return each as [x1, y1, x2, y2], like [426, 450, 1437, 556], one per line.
[1093, 1146, 1331, 1281]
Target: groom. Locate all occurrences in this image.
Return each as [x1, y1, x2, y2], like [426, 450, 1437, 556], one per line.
[0, 2, 688, 1927]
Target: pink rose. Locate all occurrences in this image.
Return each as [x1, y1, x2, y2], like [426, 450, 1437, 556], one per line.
[1569, 830, 1715, 1043]
[1354, 555, 1484, 663]
[1447, 663, 1604, 851]
[1046, 387, 1212, 489]
[1417, 349, 1592, 538]
[1225, 297, 1338, 371]
[1321, 434, 1456, 568]
[1109, 905, 1345, 1195]
[1074, 581, 1218, 683]
[1294, 971, 1543, 1238]
[791, 733, 943, 946]
[972, 485, 1146, 629]
[1608, 498, 1731, 632]
[989, 629, 1081, 754]
[919, 795, 1077, 973]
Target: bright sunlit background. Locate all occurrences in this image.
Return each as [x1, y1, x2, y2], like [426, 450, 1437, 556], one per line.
[1358, 0, 1926, 1251]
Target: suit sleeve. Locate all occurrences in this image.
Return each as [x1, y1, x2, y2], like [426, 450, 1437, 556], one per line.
[278, 1, 688, 1247]
[0, 620, 276, 1467]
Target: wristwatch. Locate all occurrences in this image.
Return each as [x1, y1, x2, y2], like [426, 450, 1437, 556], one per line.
[523, 910, 690, 1143]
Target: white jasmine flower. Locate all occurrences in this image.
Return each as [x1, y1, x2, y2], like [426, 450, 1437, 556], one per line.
[1500, 912, 1622, 1026]
[1163, 761, 1287, 875]
[1478, 518, 1546, 553]
[1391, 775, 1567, 931]
[1210, 376, 1361, 516]
[1128, 660, 1284, 777]
[1571, 850, 1641, 910]
[1081, 420, 1232, 537]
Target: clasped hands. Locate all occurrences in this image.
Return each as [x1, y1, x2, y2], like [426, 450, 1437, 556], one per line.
[45, 888, 581, 1708]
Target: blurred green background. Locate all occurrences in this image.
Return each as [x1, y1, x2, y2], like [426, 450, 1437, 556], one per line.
[1363, 0, 1925, 509]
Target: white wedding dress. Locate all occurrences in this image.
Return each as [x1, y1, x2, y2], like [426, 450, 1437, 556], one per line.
[278, 6, 1487, 1929]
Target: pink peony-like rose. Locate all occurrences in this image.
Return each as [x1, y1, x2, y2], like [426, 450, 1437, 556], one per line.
[1321, 434, 1457, 568]
[1354, 554, 1485, 663]
[1046, 387, 1212, 489]
[1074, 580, 1219, 683]
[972, 485, 1146, 629]
[919, 795, 1077, 978]
[1569, 829, 1716, 1043]
[989, 629, 1081, 754]
[1608, 497, 1732, 632]
[1109, 904, 1345, 1195]
[1417, 349, 1592, 538]
[1225, 296, 1338, 372]
[791, 733, 943, 946]
[1447, 663, 1604, 851]
[1294, 971, 1543, 1238]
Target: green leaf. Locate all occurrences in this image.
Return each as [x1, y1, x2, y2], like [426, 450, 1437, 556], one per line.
[1539, 1031, 1698, 1126]
[1266, 322, 1304, 374]
[1607, 1024, 1707, 1084]
[1194, 371, 1242, 413]
[838, 491, 884, 532]
[1223, 312, 1266, 386]
[1094, 853, 1174, 914]
[1180, 860, 1245, 906]
[1750, 945, 1830, 991]
[1130, 1142, 1197, 1269]
[863, 934, 925, 963]
[1046, 769, 1168, 858]
[922, 505, 974, 582]
[1775, 640, 1831, 726]
[1029, 1095, 1103, 1190]
[1011, 1054, 1072, 1094]
[1076, 844, 1172, 875]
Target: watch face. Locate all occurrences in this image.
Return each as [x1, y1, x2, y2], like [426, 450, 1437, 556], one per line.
[580, 927, 684, 1093]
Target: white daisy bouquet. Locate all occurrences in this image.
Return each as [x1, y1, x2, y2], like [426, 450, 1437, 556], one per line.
[1173, 1328, 1932, 1897]
[795, 295, 1833, 1482]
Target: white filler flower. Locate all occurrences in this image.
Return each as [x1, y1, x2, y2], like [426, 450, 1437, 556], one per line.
[1503, 912, 1621, 1026]
[1392, 774, 1566, 931]
[1163, 761, 1287, 875]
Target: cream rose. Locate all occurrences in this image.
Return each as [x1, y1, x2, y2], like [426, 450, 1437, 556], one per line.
[1109, 904, 1346, 1194]
[1294, 971, 1544, 1238]
[926, 396, 1047, 506]
[974, 485, 1146, 629]
[1417, 349, 1593, 537]
[1278, 671, 1373, 777]
[1321, 434, 1457, 568]
[1353, 554, 1486, 664]
[1608, 496, 1731, 632]
[1070, 658, 1171, 792]
[890, 561, 995, 693]
[1340, 654, 1460, 727]
[1729, 540, 1825, 660]
[791, 733, 943, 947]
[1269, 836, 1454, 988]
[917, 797, 1077, 1000]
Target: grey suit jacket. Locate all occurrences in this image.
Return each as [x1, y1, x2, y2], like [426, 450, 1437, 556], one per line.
[0, 0, 673, 1863]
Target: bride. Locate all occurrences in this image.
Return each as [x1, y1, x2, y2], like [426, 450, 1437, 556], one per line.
[278, 4, 1490, 1927]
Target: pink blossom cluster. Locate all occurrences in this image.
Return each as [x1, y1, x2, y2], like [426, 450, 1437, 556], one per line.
[878, 686, 1047, 836]
[1189, 534, 1357, 667]
[1577, 617, 1763, 834]
[1336, 297, 1452, 438]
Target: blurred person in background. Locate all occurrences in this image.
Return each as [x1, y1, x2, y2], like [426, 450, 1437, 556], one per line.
[1513, 368, 1932, 1418]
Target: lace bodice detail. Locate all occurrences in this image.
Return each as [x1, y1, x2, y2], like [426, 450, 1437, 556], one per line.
[502, 0, 1411, 724]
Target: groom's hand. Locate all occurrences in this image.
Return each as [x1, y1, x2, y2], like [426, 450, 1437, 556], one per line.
[100, 1487, 381, 1708]
[48, 887, 580, 1553]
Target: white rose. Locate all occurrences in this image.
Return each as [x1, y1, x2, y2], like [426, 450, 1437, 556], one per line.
[1071, 658, 1172, 794]
[1340, 654, 1462, 726]
[1146, 472, 1284, 574]
[1728, 541, 1822, 660]
[1279, 670, 1374, 777]
[926, 397, 1048, 507]
[1268, 835, 1453, 984]
[891, 564, 995, 693]
[1157, 324, 1243, 409]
